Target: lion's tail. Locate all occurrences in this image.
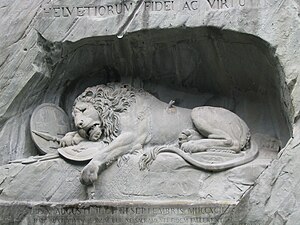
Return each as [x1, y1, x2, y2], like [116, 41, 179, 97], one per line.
[139, 146, 163, 171]
[139, 141, 258, 172]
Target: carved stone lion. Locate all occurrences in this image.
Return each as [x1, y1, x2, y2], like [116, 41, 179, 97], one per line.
[61, 83, 258, 189]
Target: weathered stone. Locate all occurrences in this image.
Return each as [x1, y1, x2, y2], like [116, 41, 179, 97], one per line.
[0, 0, 300, 224]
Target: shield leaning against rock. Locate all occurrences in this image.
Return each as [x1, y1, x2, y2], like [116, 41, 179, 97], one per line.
[30, 103, 71, 154]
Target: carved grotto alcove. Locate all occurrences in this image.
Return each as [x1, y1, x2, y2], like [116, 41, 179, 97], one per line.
[0, 26, 293, 206]
[9, 27, 290, 200]
[53, 27, 292, 145]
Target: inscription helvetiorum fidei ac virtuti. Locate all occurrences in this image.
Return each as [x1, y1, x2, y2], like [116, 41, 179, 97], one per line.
[41, 0, 260, 18]
[1, 0, 300, 224]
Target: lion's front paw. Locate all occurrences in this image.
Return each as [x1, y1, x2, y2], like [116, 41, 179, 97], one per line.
[181, 142, 193, 153]
[60, 133, 85, 147]
[178, 129, 202, 147]
[60, 135, 74, 147]
[80, 161, 99, 185]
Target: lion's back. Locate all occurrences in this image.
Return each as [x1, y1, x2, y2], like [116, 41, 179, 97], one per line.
[135, 93, 193, 145]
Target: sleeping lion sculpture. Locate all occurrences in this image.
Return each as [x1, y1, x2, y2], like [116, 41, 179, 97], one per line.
[60, 83, 258, 189]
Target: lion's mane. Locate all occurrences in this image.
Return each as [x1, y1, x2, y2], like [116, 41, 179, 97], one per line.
[73, 83, 136, 143]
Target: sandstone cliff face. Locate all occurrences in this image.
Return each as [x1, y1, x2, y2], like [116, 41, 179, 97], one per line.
[0, 0, 300, 223]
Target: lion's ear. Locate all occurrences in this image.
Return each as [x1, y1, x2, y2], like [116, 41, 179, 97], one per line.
[85, 91, 93, 97]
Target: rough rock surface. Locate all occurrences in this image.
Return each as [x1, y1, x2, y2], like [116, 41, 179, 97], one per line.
[0, 0, 300, 224]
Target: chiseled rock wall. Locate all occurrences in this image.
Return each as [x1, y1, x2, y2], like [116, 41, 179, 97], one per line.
[0, 0, 300, 223]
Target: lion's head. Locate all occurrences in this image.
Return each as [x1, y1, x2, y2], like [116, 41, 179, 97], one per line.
[72, 83, 136, 143]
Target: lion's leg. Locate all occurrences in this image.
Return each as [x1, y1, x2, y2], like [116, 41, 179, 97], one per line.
[181, 139, 239, 153]
[191, 108, 233, 140]
[80, 132, 137, 186]
[178, 129, 203, 146]
[188, 108, 240, 153]
[80, 145, 134, 200]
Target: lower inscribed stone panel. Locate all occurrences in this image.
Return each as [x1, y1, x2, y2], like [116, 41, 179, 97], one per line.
[0, 200, 255, 225]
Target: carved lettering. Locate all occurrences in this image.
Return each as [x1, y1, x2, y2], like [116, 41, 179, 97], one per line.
[42, 3, 136, 17]
[116, 4, 122, 14]
[98, 6, 106, 16]
[221, 0, 229, 8]
[182, 1, 199, 10]
[41, 0, 253, 18]
[144, 1, 175, 11]
[164, 1, 174, 11]
[26, 205, 234, 224]
[144, 1, 152, 10]
[3, 204, 265, 225]
[191, 1, 199, 10]
[66, 7, 75, 17]
[84, 6, 93, 16]
[182, 2, 191, 10]
[76, 7, 85, 17]
[207, 0, 216, 8]
[107, 5, 114, 14]
[53, 7, 60, 17]
[207, 0, 229, 9]
[158, 1, 165, 10]
[124, 2, 133, 12]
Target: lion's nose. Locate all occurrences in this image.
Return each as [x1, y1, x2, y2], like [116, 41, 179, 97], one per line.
[77, 120, 84, 128]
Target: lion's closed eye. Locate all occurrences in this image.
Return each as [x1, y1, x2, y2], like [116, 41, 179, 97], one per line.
[75, 107, 86, 113]
[80, 108, 86, 113]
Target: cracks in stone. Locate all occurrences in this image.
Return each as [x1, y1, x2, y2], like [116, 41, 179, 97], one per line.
[117, 0, 145, 38]
[10, 4, 42, 47]
[62, 18, 79, 42]
[287, 77, 297, 93]
[0, 54, 9, 69]
[265, 195, 271, 207]
[275, 0, 287, 13]
[38, 19, 55, 36]
[266, 191, 296, 224]
[290, 141, 300, 151]
[9, 166, 25, 180]
[44, 164, 78, 202]
[0, 52, 29, 96]
[278, 137, 294, 158]
[214, 204, 233, 224]
[0, 176, 7, 189]
[220, 157, 277, 223]
[1, 0, 43, 53]
[0, 78, 11, 94]
[0, 165, 25, 196]
[272, 211, 288, 224]
[293, 111, 300, 124]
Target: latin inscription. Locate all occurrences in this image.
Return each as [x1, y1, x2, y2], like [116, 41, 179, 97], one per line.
[0, 204, 262, 225]
[41, 0, 260, 17]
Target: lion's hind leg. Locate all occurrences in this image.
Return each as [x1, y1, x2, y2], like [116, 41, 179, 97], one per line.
[181, 138, 239, 153]
[184, 107, 241, 153]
